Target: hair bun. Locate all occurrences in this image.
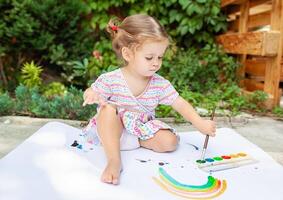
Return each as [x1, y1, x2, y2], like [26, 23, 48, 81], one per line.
[110, 25, 118, 31]
[107, 19, 120, 38]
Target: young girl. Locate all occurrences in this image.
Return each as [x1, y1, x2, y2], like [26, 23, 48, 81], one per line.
[83, 14, 216, 185]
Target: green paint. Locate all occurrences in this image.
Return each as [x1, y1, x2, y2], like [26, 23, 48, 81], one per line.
[213, 157, 223, 161]
[196, 160, 206, 164]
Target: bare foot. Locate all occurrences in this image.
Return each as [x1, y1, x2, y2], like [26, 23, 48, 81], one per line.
[101, 159, 122, 185]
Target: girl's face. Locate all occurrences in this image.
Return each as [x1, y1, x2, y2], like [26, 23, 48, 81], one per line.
[126, 39, 168, 77]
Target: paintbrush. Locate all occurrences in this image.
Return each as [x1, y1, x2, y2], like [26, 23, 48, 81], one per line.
[200, 106, 216, 160]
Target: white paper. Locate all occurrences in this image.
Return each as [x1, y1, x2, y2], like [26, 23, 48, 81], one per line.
[0, 122, 283, 200]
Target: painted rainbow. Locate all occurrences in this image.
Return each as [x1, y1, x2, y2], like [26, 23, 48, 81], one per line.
[153, 167, 227, 199]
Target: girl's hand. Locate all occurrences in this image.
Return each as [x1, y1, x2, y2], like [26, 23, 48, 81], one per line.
[82, 88, 106, 107]
[196, 119, 216, 137]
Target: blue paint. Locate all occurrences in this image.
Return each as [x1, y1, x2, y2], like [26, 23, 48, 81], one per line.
[205, 158, 215, 162]
[186, 143, 199, 150]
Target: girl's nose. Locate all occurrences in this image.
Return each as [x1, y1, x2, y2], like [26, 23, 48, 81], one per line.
[152, 58, 159, 66]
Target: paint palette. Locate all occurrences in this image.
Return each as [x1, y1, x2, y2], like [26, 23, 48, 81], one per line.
[153, 167, 227, 199]
[196, 152, 258, 172]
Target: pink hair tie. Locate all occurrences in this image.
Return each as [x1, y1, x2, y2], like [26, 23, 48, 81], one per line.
[111, 25, 118, 31]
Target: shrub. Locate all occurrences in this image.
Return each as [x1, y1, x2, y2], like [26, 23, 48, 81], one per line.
[30, 86, 97, 120]
[244, 90, 268, 112]
[0, 92, 14, 115]
[272, 106, 283, 118]
[88, 0, 226, 46]
[0, 0, 95, 89]
[161, 44, 239, 93]
[15, 84, 33, 114]
[13, 84, 96, 120]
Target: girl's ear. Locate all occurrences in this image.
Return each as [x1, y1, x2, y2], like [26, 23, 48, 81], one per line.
[121, 47, 133, 62]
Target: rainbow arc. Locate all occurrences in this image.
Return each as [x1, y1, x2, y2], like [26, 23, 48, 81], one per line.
[153, 167, 227, 199]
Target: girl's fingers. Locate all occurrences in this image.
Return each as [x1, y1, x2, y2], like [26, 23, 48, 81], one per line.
[98, 98, 106, 106]
[82, 96, 90, 106]
[83, 96, 106, 107]
[83, 96, 96, 106]
[83, 87, 110, 107]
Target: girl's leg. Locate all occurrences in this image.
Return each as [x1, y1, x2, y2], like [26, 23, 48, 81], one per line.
[96, 104, 123, 185]
[139, 130, 178, 153]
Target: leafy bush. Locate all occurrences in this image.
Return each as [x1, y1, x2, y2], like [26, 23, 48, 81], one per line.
[243, 90, 268, 112]
[12, 85, 96, 120]
[272, 106, 283, 117]
[0, 0, 95, 88]
[0, 92, 14, 115]
[156, 84, 270, 119]
[15, 84, 33, 113]
[161, 44, 239, 92]
[88, 0, 226, 46]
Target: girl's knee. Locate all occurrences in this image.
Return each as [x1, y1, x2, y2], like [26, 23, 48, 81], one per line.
[97, 104, 117, 120]
[152, 131, 178, 152]
[163, 132, 178, 149]
[100, 104, 117, 114]
[96, 104, 123, 136]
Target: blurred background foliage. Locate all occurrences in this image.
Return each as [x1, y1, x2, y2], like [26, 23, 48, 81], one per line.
[1, 0, 281, 120]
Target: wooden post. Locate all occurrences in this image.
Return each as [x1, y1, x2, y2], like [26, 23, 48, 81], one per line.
[263, 0, 283, 107]
[238, 0, 250, 86]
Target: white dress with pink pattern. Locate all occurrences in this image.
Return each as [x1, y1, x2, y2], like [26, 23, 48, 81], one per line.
[83, 68, 179, 149]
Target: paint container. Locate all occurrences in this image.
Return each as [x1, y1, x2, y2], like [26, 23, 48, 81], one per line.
[196, 152, 257, 172]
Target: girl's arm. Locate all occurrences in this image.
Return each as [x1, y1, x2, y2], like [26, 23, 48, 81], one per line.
[171, 96, 216, 136]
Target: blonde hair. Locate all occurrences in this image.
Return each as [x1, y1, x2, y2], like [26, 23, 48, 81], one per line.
[106, 14, 169, 61]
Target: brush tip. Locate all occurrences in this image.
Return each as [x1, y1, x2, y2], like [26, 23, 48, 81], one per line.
[200, 149, 206, 160]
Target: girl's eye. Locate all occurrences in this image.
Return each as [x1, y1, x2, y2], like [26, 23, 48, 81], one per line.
[158, 56, 163, 60]
[145, 57, 153, 60]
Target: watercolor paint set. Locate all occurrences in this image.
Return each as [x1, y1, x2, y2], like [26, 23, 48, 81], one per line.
[196, 152, 258, 172]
